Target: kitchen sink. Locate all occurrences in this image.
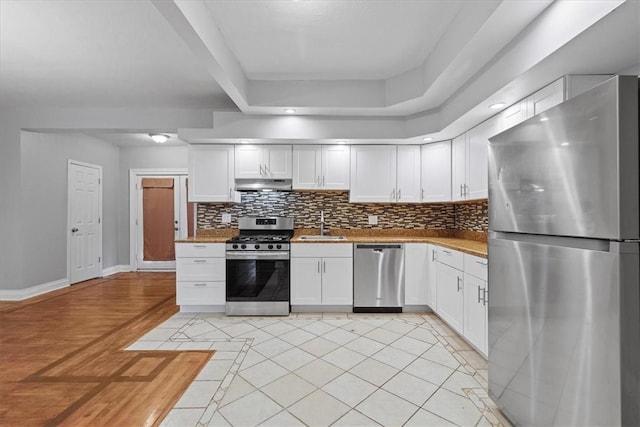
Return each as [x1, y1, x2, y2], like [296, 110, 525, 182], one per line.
[298, 235, 347, 241]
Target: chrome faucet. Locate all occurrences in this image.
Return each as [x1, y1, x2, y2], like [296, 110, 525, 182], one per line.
[320, 210, 330, 236]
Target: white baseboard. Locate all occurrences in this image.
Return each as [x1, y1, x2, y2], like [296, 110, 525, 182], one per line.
[102, 265, 132, 276]
[0, 278, 70, 301]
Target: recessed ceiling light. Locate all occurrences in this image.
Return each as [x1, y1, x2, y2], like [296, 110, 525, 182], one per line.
[560, 142, 570, 147]
[337, 140, 346, 144]
[149, 133, 169, 144]
[423, 137, 433, 142]
[489, 103, 506, 110]
[240, 140, 249, 144]
[540, 117, 549, 122]
[284, 108, 296, 114]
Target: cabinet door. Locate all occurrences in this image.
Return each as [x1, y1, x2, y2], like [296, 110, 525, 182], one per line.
[436, 262, 464, 333]
[467, 117, 498, 200]
[188, 145, 235, 202]
[421, 141, 451, 202]
[396, 146, 422, 202]
[349, 145, 397, 202]
[528, 78, 564, 117]
[426, 244, 438, 310]
[404, 243, 428, 305]
[293, 145, 321, 189]
[500, 99, 529, 131]
[291, 258, 322, 305]
[235, 145, 263, 179]
[463, 273, 487, 355]
[451, 135, 467, 202]
[321, 258, 353, 305]
[264, 145, 292, 179]
[322, 145, 350, 190]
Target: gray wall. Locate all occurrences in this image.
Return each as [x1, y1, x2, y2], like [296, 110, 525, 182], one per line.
[117, 145, 189, 265]
[20, 131, 120, 288]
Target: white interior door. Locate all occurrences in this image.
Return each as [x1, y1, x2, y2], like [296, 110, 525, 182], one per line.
[68, 161, 102, 284]
[136, 175, 188, 270]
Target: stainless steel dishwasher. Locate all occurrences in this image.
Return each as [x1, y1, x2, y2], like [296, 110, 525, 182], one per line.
[353, 244, 404, 313]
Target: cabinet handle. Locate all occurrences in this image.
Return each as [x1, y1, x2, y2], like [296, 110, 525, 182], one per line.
[464, 184, 469, 197]
[431, 249, 436, 262]
[263, 164, 269, 175]
[477, 285, 482, 303]
[323, 261, 326, 273]
[229, 187, 232, 198]
[483, 288, 488, 306]
[317, 176, 320, 186]
[391, 188, 395, 201]
[259, 164, 263, 176]
[442, 249, 451, 255]
[194, 245, 206, 248]
[397, 188, 401, 200]
[456, 276, 462, 292]
[194, 283, 207, 287]
[421, 188, 424, 200]
[476, 260, 488, 266]
[460, 184, 464, 197]
[317, 261, 320, 273]
[193, 259, 207, 263]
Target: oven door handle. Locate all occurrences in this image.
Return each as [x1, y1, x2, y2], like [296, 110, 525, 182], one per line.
[226, 251, 290, 261]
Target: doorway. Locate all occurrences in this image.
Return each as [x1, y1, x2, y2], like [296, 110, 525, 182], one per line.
[130, 169, 192, 270]
[67, 160, 103, 284]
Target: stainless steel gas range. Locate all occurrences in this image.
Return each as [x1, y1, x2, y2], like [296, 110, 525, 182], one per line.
[225, 217, 294, 316]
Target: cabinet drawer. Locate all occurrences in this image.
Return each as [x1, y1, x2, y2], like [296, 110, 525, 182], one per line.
[464, 253, 488, 281]
[177, 258, 225, 281]
[176, 243, 225, 258]
[437, 247, 464, 270]
[291, 243, 353, 258]
[177, 281, 225, 305]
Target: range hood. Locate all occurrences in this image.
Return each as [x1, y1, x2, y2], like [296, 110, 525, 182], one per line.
[235, 178, 292, 192]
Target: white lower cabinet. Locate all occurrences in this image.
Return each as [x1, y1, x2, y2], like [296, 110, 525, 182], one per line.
[426, 244, 438, 310]
[405, 243, 429, 306]
[463, 273, 488, 356]
[291, 244, 353, 308]
[175, 243, 226, 311]
[436, 262, 464, 333]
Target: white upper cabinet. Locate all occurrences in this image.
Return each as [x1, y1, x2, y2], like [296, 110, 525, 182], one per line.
[293, 145, 349, 190]
[235, 144, 292, 179]
[350, 145, 397, 202]
[321, 145, 350, 190]
[452, 134, 467, 202]
[451, 116, 498, 202]
[396, 146, 422, 202]
[527, 78, 564, 117]
[188, 145, 235, 202]
[420, 141, 451, 202]
[500, 98, 529, 131]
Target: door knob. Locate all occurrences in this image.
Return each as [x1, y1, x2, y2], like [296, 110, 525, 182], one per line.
[71, 228, 78, 233]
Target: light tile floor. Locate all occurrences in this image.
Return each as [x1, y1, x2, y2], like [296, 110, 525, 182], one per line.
[128, 312, 512, 427]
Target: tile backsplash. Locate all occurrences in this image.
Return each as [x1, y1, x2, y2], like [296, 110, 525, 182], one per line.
[197, 191, 487, 232]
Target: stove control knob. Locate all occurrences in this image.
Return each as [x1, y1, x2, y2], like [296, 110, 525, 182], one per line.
[241, 244, 246, 249]
[232, 244, 238, 249]
[254, 244, 260, 250]
[276, 244, 282, 249]
[268, 244, 274, 249]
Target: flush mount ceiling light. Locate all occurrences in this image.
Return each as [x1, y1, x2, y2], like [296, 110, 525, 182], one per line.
[284, 108, 296, 114]
[540, 117, 549, 122]
[423, 137, 433, 142]
[489, 102, 506, 110]
[149, 133, 169, 144]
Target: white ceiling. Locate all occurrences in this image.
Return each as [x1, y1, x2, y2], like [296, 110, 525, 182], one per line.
[1, 0, 638, 145]
[0, 0, 235, 109]
[204, 0, 462, 81]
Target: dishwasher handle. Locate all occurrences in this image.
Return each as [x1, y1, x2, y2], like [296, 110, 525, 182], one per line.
[356, 244, 403, 250]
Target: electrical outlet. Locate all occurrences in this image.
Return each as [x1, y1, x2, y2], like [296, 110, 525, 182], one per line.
[368, 215, 378, 225]
[222, 213, 231, 223]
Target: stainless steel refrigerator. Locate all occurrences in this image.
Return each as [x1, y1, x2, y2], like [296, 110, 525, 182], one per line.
[487, 76, 639, 426]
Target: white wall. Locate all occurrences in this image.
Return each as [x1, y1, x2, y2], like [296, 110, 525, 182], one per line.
[20, 132, 120, 288]
[117, 145, 189, 265]
[0, 106, 212, 291]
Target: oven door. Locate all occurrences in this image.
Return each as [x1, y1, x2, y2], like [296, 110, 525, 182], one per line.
[226, 251, 290, 302]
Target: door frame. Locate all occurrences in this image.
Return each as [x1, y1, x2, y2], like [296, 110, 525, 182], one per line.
[67, 159, 103, 284]
[129, 168, 188, 271]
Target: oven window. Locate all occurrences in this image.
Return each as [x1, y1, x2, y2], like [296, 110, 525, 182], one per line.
[226, 259, 290, 302]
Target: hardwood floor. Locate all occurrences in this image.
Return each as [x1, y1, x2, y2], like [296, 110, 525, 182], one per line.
[0, 272, 213, 427]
